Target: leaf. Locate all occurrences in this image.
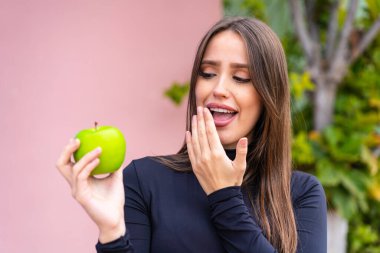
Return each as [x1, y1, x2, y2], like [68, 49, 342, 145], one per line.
[369, 174, 380, 201]
[164, 82, 189, 106]
[290, 72, 315, 99]
[333, 134, 363, 161]
[316, 159, 342, 186]
[323, 126, 341, 149]
[366, 0, 380, 20]
[292, 131, 315, 164]
[339, 169, 371, 213]
[337, 2, 347, 28]
[241, 0, 267, 21]
[350, 224, 379, 251]
[332, 188, 358, 219]
[361, 145, 379, 175]
[369, 98, 380, 108]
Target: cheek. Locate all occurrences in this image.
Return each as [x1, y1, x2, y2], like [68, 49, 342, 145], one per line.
[195, 81, 208, 104]
[239, 92, 262, 124]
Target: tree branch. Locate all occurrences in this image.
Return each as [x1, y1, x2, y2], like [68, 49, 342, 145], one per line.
[326, 0, 339, 62]
[350, 16, 380, 64]
[305, 0, 319, 43]
[289, 0, 314, 60]
[329, 0, 358, 81]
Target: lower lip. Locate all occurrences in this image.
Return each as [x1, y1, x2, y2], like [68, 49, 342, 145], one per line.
[213, 113, 237, 127]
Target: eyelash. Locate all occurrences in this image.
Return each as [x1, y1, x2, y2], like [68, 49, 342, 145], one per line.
[199, 71, 251, 83]
[198, 71, 215, 79]
[233, 76, 251, 83]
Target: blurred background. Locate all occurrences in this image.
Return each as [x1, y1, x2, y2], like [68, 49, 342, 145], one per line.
[222, 1, 380, 252]
[0, 0, 221, 252]
[0, 0, 379, 252]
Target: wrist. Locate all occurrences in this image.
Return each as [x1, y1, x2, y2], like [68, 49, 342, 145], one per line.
[98, 222, 126, 244]
[205, 182, 240, 196]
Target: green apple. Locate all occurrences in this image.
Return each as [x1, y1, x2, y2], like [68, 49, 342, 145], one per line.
[73, 122, 126, 175]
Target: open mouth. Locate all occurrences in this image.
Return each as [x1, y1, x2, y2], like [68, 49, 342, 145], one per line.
[207, 105, 238, 127]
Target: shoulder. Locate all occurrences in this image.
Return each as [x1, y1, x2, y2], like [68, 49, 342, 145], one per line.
[123, 155, 191, 187]
[291, 171, 326, 209]
[121, 156, 175, 202]
[123, 155, 174, 178]
[122, 155, 196, 205]
[291, 171, 321, 190]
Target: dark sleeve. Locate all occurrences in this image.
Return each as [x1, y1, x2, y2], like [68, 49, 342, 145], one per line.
[96, 161, 151, 253]
[95, 233, 134, 253]
[208, 186, 277, 253]
[293, 175, 327, 253]
[208, 179, 327, 253]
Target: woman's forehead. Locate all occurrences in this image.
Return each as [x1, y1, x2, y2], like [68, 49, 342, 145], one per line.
[202, 31, 249, 65]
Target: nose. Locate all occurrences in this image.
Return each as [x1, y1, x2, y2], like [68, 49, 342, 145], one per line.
[213, 75, 230, 98]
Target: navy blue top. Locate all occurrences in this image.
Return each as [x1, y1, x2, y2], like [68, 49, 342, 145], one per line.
[96, 150, 327, 252]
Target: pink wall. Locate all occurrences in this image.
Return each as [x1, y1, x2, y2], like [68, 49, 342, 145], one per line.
[0, 1, 221, 252]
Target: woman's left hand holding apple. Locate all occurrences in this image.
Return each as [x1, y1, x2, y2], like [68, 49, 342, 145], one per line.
[56, 139, 126, 243]
[186, 107, 248, 195]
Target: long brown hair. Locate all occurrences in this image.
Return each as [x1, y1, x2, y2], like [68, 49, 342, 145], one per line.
[155, 17, 297, 253]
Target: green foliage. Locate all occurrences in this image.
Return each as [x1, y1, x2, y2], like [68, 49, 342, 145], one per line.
[223, 0, 265, 19]
[348, 199, 380, 253]
[222, 0, 380, 251]
[292, 131, 315, 165]
[164, 82, 189, 106]
[224, 0, 294, 37]
[292, 122, 376, 220]
[289, 11, 380, 253]
[366, 0, 380, 20]
[290, 72, 314, 100]
[289, 44, 380, 250]
[240, 0, 266, 21]
[359, 0, 380, 28]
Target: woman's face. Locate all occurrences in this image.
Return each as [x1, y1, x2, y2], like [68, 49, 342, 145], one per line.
[195, 30, 262, 149]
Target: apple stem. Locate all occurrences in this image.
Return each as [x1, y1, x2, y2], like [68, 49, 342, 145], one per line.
[95, 121, 98, 130]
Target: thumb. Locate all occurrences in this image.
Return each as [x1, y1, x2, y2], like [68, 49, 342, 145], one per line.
[233, 137, 248, 169]
[110, 167, 124, 181]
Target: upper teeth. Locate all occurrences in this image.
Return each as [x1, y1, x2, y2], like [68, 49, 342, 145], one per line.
[209, 108, 235, 114]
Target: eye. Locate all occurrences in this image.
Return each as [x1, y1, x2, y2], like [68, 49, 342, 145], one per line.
[199, 70, 216, 79]
[233, 76, 251, 83]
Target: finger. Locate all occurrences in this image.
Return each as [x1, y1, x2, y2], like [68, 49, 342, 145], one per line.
[233, 138, 248, 170]
[186, 131, 196, 168]
[72, 147, 102, 178]
[108, 167, 125, 191]
[76, 158, 100, 185]
[112, 166, 124, 180]
[56, 138, 80, 171]
[191, 115, 201, 156]
[56, 139, 80, 183]
[196, 106, 210, 153]
[71, 158, 99, 203]
[203, 107, 223, 150]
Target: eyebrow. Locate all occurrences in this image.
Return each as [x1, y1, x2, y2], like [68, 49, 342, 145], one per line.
[201, 60, 249, 69]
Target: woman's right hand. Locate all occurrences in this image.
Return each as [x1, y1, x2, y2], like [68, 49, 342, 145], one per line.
[56, 138, 126, 243]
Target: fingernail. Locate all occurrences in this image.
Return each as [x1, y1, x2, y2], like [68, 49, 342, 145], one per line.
[96, 147, 102, 153]
[240, 138, 248, 147]
[197, 106, 202, 114]
[75, 138, 80, 144]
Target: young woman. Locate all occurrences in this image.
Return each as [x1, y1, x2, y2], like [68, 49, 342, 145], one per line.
[56, 17, 327, 253]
